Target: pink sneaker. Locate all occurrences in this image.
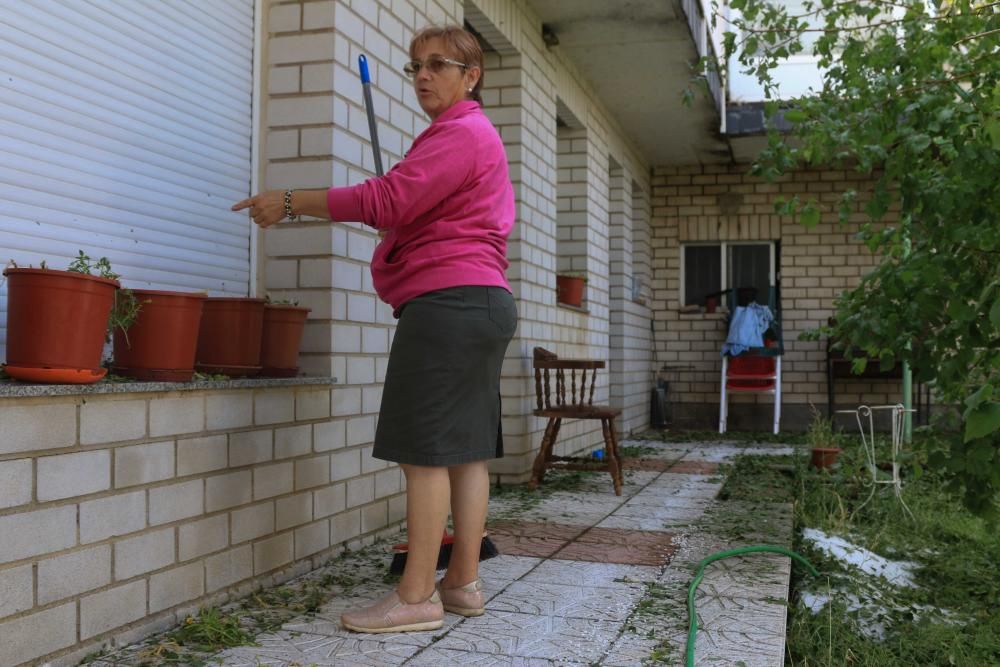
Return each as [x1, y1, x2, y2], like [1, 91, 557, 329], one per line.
[340, 589, 444, 633]
[438, 579, 485, 617]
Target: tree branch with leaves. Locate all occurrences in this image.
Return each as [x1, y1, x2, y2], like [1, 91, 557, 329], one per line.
[708, 0, 999, 514]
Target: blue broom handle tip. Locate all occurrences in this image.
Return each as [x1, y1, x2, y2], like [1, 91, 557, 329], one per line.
[358, 55, 370, 83]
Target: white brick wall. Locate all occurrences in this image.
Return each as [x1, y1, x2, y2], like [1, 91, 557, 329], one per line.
[231, 502, 276, 545]
[0, 564, 33, 618]
[149, 395, 205, 437]
[37, 450, 110, 501]
[177, 435, 229, 476]
[205, 546, 253, 593]
[80, 398, 146, 444]
[179, 514, 229, 561]
[0, 382, 401, 666]
[80, 580, 146, 640]
[0, 506, 77, 562]
[36, 545, 111, 605]
[0, 400, 76, 455]
[115, 441, 175, 488]
[206, 393, 254, 430]
[0, 459, 32, 509]
[650, 164, 903, 427]
[149, 479, 204, 526]
[206, 470, 253, 512]
[149, 562, 204, 613]
[114, 528, 175, 580]
[0, 603, 76, 666]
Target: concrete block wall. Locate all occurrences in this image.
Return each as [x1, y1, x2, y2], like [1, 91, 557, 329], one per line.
[0, 383, 403, 667]
[556, 126, 591, 279]
[466, 0, 654, 478]
[650, 164, 905, 430]
[609, 168, 654, 435]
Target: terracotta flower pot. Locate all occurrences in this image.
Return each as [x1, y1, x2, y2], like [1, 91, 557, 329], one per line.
[112, 290, 206, 382]
[811, 447, 843, 470]
[556, 275, 585, 307]
[2, 267, 119, 384]
[195, 297, 266, 377]
[260, 304, 311, 377]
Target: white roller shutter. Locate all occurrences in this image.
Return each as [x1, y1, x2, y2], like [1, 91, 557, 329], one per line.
[0, 0, 256, 357]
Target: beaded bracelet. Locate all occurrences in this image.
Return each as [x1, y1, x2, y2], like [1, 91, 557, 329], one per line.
[283, 188, 295, 220]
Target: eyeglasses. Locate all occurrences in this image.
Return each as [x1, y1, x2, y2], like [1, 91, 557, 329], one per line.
[403, 55, 467, 78]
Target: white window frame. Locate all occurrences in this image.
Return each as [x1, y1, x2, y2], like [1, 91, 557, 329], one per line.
[679, 241, 776, 307]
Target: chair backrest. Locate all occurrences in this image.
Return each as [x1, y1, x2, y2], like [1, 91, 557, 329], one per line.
[726, 354, 778, 390]
[532, 347, 605, 412]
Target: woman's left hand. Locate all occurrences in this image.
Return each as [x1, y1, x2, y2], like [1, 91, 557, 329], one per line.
[232, 190, 286, 228]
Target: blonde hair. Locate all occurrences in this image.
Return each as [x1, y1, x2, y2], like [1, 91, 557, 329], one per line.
[409, 25, 484, 104]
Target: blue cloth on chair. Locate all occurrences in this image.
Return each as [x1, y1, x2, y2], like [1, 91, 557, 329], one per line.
[721, 303, 774, 356]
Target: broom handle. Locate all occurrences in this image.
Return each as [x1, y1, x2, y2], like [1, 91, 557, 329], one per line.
[358, 55, 384, 177]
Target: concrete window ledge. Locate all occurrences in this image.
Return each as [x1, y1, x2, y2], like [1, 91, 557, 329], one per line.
[0, 376, 337, 398]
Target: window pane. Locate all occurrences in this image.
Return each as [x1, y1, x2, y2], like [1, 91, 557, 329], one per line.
[729, 245, 771, 305]
[684, 246, 721, 305]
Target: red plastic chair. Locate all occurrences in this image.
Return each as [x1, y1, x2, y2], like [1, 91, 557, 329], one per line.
[718, 351, 782, 434]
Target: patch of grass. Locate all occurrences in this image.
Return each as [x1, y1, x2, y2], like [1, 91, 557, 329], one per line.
[491, 469, 600, 518]
[627, 581, 682, 664]
[619, 443, 660, 458]
[167, 607, 254, 654]
[782, 432, 1000, 665]
[698, 435, 1000, 665]
[718, 453, 803, 503]
[78, 648, 110, 664]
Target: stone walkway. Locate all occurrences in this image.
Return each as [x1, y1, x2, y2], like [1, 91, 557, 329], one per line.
[86, 438, 797, 666]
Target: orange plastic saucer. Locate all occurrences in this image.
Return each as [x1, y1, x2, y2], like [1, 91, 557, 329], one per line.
[3, 365, 107, 384]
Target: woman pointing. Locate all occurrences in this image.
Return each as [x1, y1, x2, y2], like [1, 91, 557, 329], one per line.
[233, 24, 517, 633]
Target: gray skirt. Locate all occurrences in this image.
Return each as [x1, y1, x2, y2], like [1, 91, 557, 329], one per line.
[373, 286, 517, 466]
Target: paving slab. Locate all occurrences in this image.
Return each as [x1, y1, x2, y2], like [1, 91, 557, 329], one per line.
[432, 612, 623, 663]
[82, 438, 798, 667]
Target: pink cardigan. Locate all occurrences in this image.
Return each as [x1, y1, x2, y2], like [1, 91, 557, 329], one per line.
[326, 100, 514, 311]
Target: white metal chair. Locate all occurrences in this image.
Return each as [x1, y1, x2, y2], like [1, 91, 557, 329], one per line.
[719, 351, 782, 434]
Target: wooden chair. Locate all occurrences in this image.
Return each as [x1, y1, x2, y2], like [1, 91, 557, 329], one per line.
[528, 347, 624, 495]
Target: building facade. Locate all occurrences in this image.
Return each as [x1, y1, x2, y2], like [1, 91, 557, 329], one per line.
[0, 1, 904, 664]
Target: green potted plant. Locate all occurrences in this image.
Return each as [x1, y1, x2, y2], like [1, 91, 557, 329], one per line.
[556, 272, 587, 307]
[2, 251, 123, 383]
[807, 409, 843, 470]
[260, 296, 311, 377]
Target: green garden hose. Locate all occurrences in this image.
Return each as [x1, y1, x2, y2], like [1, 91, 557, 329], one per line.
[686, 545, 819, 667]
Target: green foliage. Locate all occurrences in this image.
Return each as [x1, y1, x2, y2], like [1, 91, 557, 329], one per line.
[716, 440, 1000, 665]
[265, 293, 300, 306]
[167, 607, 253, 653]
[804, 409, 846, 450]
[66, 250, 142, 343]
[713, 0, 1000, 513]
[67, 250, 118, 280]
[718, 453, 799, 502]
[782, 434, 1000, 664]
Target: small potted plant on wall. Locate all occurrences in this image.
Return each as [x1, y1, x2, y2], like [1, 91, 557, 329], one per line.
[260, 296, 311, 377]
[556, 272, 587, 307]
[195, 295, 267, 377]
[112, 288, 207, 382]
[3, 251, 125, 383]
